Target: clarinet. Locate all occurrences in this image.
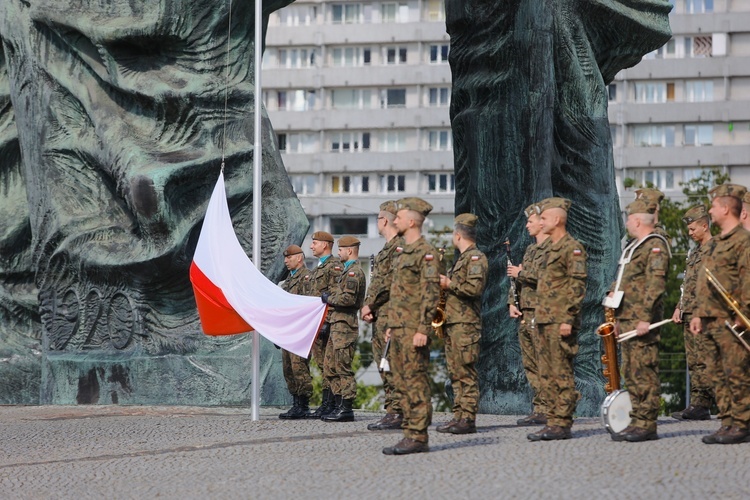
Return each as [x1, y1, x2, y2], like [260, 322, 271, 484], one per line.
[369, 254, 375, 279]
[505, 239, 522, 314]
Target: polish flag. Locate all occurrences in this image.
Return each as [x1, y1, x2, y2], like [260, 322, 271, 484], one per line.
[190, 172, 327, 358]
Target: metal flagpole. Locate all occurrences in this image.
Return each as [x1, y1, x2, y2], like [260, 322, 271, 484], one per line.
[251, 0, 262, 421]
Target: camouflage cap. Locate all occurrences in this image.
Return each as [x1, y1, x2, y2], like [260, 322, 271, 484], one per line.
[337, 235, 361, 248]
[709, 183, 747, 201]
[311, 231, 334, 243]
[379, 200, 399, 215]
[396, 197, 433, 217]
[626, 199, 657, 215]
[682, 205, 708, 224]
[283, 245, 304, 257]
[539, 197, 572, 213]
[523, 203, 542, 218]
[455, 213, 478, 227]
[743, 192, 750, 205]
[635, 188, 665, 205]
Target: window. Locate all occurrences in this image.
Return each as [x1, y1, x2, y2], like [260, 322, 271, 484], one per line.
[686, 0, 713, 14]
[427, 130, 452, 151]
[646, 38, 676, 59]
[381, 174, 406, 193]
[384, 46, 408, 65]
[634, 83, 673, 103]
[683, 168, 707, 186]
[684, 125, 713, 146]
[277, 133, 287, 151]
[330, 217, 368, 235]
[330, 132, 371, 152]
[685, 35, 712, 58]
[428, 87, 450, 106]
[608, 84, 617, 102]
[331, 89, 372, 109]
[381, 131, 406, 152]
[332, 47, 370, 67]
[685, 81, 713, 102]
[426, 173, 455, 193]
[291, 175, 317, 195]
[631, 169, 675, 191]
[284, 133, 318, 154]
[332, 3, 362, 24]
[425, 0, 445, 21]
[277, 5, 317, 26]
[381, 3, 409, 23]
[610, 126, 619, 147]
[633, 125, 675, 147]
[278, 48, 317, 69]
[380, 89, 406, 108]
[277, 90, 316, 111]
[331, 175, 370, 194]
[430, 44, 449, 63]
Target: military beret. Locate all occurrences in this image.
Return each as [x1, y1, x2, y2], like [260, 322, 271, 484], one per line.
[337, 235, 361, 247]
[396, 197, 433, 217]
[682, 205, 708, 224]
[311, 231, 334, 243]
[539, 197, 572, 213]
[626, 199, 657, 215]
[635, 188, 665, 205]
[523, 203, 542, 218]
[379, 200, 399, 215]
[455, 213, 478, 227]
[709, 183, 747, 201]
[283, 245, 304, 257]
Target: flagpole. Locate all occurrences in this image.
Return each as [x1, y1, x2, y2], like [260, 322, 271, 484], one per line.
[251, 0, 262, 421]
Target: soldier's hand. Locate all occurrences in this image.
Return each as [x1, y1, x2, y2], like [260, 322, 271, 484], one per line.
[636, 320, 650, 336]
[385, 328, 391, 342]
[363, 313, 374, 323]
[439, 275, 451, 289]
[321, 292, 331, 304]
[360, 305, 372, 318]
[689, 317, 702, 336]
[509, 304, 522, 318]
[507, 264, 522, 278]
[559, 323, 572, 337]
[672, 307, 682, 324]
[413, 332, 428, 347]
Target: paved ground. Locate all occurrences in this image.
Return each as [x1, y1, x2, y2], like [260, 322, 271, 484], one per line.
[0, 405, 748, 499]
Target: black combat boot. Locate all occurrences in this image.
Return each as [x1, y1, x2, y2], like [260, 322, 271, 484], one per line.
[279, 395, 300, 420]
[285, 395, 310, 419]
[307, 389, 331, 419]
[321, 394, 342, 420]
[324, 397, 354, 422]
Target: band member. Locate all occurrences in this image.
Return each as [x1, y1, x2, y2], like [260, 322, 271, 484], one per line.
[382, 197, 441, 455]
[671, 205, 713, 421]
[507, 203, 550, 426]
[320, 236, 367, 422]
[435, 213, 488, 435]
[609, 199, 670, 442]
[690, 184, 750, 445]
[740, 191, 750, 231]
[306, 231, 341, 419]
[361, 201, 404, 431]
[635, 188, 668, 239]
[528, 197, 587, 441]
[278, 245, 314, 419]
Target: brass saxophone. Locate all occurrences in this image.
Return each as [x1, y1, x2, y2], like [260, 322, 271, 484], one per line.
[596, 307, 621, 392]
[431, 246, 447, 338]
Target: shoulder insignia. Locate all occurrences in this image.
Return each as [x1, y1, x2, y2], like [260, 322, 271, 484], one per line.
[425, 254, 434, 261]
[652, 247, 661, 253]
[334, 266, 342, 271]
[573, 249, 582, 256]
[396, 247, 403, 253]
[471, 255, 480, 261]
[348, 271, 355, 277]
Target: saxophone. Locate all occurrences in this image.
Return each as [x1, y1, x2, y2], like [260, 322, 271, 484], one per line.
[596, 307, 621, 392]
[431, 246, 447, 338]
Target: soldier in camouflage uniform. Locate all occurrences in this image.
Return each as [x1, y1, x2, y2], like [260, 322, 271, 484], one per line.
[382, 197, 441, 455]
[435, 213, 488, 435]
[671, 205, 713, 421]
[609, 199, 670, 442]
[306, 231, 342, 419]
[361, 201, 404, 431]
[507, 202, 550, 426]
[321, 236, 367, 422]
[690, 184, 750, 445]
[739, 191, 750, 231]
[278, 245, 314, 420]
[635, 188, 669, 240]
[527, 197, 587, 442]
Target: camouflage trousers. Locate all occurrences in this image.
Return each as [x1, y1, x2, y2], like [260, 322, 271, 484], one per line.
[518, 311, 546, 415]
[310, 328, 330, 391]
[389, 327, 432, 443]
[620, 320, 660, 432]
[281, 349, 312, 398]
[682, 314, 714, 408]
[537, 323, 580, 429]
[323, 322, 358, 399]
[372, 320, 401, 414]
[444, 323, 480, 420]
[701, 317, 750, 428]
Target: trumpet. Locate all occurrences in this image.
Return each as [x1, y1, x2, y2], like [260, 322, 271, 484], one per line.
[617, 319, 673, 343]
[705, 268, 750, 353]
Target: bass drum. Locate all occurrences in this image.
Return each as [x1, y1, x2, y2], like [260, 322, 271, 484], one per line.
[601, 389, 632, 434]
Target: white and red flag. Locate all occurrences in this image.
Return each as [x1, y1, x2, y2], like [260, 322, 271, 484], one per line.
[190, 172, 327, 358]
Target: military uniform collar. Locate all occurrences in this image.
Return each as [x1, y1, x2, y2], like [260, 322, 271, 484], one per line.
[549, 232, 572, 250]
[716, 223, 744, 241]
[401, 236, 425, 253]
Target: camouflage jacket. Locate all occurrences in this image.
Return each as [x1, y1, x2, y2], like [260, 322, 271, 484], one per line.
[386, 236, 442, 333]
[445, 246, 488, 325]
[611, 234, 670, 322]
[508, 238, 550, 311]
[535, 233, 587, 326]
[280, 266, 311, 296]
[307, 255, 342, 322]
[695, 224, 750, 319]
[681, 241, 709, 315]
[327, 261, 367, 329]
[364, 236, 403, 318]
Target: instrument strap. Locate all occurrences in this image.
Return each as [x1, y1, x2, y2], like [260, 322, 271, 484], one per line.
[613, 233, 671, 296]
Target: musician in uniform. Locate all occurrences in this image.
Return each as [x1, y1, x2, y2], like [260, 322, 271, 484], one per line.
[528, 197, 587, 441]
[609, 199, 670, 442]
[306, 231, 342, 419]
[435, 213, 488, 435]
[635, 187, 669, 240]
[507, 203, 550, 426]
[278, 245, 314, 419]
[320, 236, 367, 422]
[382, 197, 441, 455]
[361, 201, 404, 431]
[739, 191, 750, 231]
[671, 205, 713, 421]
[690, 184, 750, 445]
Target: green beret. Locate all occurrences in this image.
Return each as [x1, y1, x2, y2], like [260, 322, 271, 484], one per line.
[455, 213, 478, 227]
[682, 205, 708, 224]
[709, 183, 747, 201]
[312, 231, 334, 243]
[539, 197, 572, 213]
[635, 188, 665, 205]
[337, 235, 361, 248]
[396, 197, 433, 217]
[379, 200, 399, 215]
[523, 203, 541, 218]
[626, 199, 657, 215]
[283, 245, 304, 257]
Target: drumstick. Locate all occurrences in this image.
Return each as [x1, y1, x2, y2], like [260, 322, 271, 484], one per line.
[617, 319, 673, 343]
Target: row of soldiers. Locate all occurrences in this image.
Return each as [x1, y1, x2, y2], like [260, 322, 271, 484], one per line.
[277, 198, 488, 455]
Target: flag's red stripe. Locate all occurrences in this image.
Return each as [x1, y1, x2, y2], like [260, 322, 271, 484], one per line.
[190, 261, 253, 335]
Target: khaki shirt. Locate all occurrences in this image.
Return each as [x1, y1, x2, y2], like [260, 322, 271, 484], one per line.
[364, 236, 404, 318]
[280, 266, 311, 296]
[509, 238, 550, 311]
[308, 255, 342, 322]
[327, 261, 367, 329]
[445, 246, 488, 325]
[613, 234, 670, 322]
[535, 233, 587, 326]
[681, 242, 709, 315]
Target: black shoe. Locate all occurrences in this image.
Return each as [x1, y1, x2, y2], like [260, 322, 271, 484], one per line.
[436, 418, 459, 433]
[672, 405, 710, 421]
[323, 397, 354, 422]
[285, 395, 310, 419]
[307, 389, 333, 419]
[527, 425, 572, 441]
[622, 427, 658, 442]
[367, 413, 402, 431]
[702, 425, 731, 444]
[715, 426, 750, 444]
[382, 438, 429, 455]
[279, 395, 300, 420]
[516, 413, 547, 426]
